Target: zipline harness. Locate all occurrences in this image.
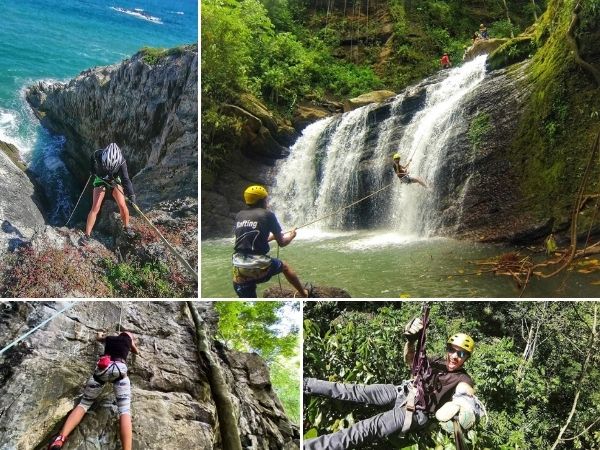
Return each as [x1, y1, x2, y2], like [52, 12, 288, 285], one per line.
[401, 302, 431, 432]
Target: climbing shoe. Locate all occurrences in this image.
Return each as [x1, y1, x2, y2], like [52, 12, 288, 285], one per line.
[48, 435, 66, 449]
[123, 226, 135, 238]
[78, 234, 91, 247]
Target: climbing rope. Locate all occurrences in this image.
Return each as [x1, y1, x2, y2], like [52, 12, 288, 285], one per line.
[117, 302, 124, 333]
[65, 175, 92, 226]
[0, 302, 78, 356]
[294, 180, 395, 230]
[273, 180, 395, 295]
[104, 180, 198, 283]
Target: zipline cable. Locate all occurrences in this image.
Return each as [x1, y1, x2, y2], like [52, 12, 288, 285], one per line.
[0, 302, 78, 356]
[65, 175, 92, 226]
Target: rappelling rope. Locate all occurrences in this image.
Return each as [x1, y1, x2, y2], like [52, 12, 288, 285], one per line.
[294, 181, 395, 231]
[117, 302, 124, 333]
[273, 180, 395, 295]
[0, 302, 78, 356]
[103, 180, 198, 283]
[65, 175, 92, 226]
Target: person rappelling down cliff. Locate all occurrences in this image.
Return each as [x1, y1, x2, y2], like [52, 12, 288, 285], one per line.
[392, 153, 429, 188]
[78, 143, 137, 246]
[48, 331, 139, 450]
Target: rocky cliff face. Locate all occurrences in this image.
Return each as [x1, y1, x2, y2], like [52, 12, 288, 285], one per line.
[26, 45, 198, 207]
[0, 140, 46, 255]
[0, 301, 299, 449]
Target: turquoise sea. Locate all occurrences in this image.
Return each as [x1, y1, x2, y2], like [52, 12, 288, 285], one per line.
[0, 0, 197, 222]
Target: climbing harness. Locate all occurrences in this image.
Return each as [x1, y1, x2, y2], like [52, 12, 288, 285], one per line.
[65, 175, 92, 226]
[104, 180, 198, 283]
[0, 302, 78, 356]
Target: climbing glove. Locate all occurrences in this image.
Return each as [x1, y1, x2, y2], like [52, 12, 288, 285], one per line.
[436, 392, 486, 433]
[403, 317, 424, 342]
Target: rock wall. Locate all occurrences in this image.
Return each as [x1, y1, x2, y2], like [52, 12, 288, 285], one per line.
[0, 140, 46, 255]
[25, 45, 198, 208]
[0, 301, 299, 449]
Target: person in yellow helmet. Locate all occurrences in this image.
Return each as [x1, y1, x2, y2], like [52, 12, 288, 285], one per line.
[303, 318, 483, 450]
[392, 153, 429, 189]
[232, 185, 310, 298]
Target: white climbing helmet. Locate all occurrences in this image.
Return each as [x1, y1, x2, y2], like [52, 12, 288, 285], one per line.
[101, 143, 124, 173]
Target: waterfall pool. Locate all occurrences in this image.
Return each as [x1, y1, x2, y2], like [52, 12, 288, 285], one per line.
[201, 231, 600, 298]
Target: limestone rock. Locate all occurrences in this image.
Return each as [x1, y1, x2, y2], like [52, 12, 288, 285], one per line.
[25, 45, 198, 209]
[0, 302, 299, 449]
[463, 38, 509, 62]
[344, 90, 397, 112]
[0, 140, 46, 255]
[263, 285, 352, 298]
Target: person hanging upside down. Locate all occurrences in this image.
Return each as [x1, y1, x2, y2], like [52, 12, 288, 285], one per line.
[232, 185, 311, 298]
[303, 319, 485, 450]
[392, 153, 429, 188]
[48, 331, 139, 450]
[79, 143, 137, 246]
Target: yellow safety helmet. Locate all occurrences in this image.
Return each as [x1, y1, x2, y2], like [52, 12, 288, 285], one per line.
[447, 333, 475, 354]
[243, 185, 268, 205]
[392, 153, 401, 160]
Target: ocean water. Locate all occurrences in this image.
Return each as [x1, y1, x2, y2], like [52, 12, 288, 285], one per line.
[0, 0, 197, 223]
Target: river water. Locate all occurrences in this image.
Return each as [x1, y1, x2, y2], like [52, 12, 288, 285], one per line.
[201, 233, 600, 298]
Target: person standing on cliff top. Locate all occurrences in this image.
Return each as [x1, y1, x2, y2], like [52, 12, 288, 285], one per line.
[79, 143, 137, 246]
[48, 331, 139, 450]
[232, 185, 312, 298]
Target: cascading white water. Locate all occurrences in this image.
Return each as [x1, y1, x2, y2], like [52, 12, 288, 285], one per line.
[272, 55, 488, 237]
[390, 55, 488, 236]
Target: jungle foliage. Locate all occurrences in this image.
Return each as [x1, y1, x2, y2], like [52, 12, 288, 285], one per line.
[304, 301, 600, 449]
[201, 0, 547, 178]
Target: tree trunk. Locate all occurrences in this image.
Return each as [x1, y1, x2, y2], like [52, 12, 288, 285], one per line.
[187, 302, 243, 450]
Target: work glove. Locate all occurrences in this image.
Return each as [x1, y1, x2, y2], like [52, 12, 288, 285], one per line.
[403, 317, 423, 342]
[436, 392, 485, 433]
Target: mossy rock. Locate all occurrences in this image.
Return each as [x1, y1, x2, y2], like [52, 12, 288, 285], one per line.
[487, 36, 537, 71]
[0, 140, 27, 171]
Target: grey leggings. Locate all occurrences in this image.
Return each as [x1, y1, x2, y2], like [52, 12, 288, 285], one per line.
[79, 361, 131, 416]
[303, 378, 426, 450]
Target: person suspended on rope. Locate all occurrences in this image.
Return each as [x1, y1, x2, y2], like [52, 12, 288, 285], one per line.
[392, 153, 429, 188]
[47, 331, 139, 450]
[479, 24, 489, 40]
[79, 143, 137, 246]
[303, 318, 485, 450]
[232, 185, 312, 298]
[440, 52, 452, 69]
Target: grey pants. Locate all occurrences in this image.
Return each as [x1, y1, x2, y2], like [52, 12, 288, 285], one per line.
[303, 378, 426, 450]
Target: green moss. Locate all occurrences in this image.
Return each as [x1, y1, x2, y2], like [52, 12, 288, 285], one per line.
[487, 36, 536, 71]
[507, 0, 600, 227]
[468, 112, 492, 152]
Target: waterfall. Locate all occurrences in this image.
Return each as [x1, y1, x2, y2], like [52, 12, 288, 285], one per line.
[272, 55, 488, 237]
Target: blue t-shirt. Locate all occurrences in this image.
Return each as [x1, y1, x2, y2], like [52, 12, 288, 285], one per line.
[233, 207, 283, 255]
